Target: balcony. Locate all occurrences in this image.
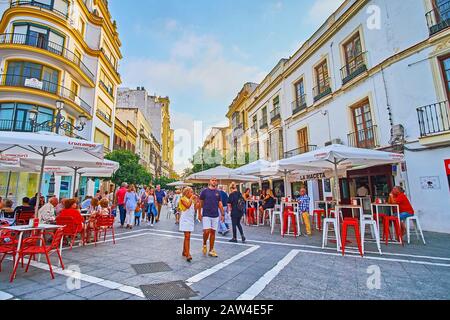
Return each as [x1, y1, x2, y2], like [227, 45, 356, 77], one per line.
[0, 74, 93, 115]
[99, 80, 115, 98]
[292, 94, 307, 115]
[426, 1, 450, 35]
[341, 52, 368, 85]
[251, 123, 258, 137]
[313, 78, 332, 102]
[417, 101, 450, 145]
[259, 119, 268, 130]
[101, 48, 120, 77]
[284, 145, 317, 159]
[270, 107, 281, 123]
[0, 33, 95, 82]
[10, 0, 69, 20]
[96, 109, 112, 124]
[347, 125, 379, 149]
[0, 119, 50, 133]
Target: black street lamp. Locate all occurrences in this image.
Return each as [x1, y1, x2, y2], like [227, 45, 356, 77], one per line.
[29, 100, 88, 135]
[28, 100, 88, 197]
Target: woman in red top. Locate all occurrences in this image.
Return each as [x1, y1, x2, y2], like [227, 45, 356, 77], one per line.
[59, 199, 83, 232]
[390, 186, 414, 236]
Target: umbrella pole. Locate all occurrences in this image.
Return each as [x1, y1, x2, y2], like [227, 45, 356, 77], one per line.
[35, 147, 48, 218]
[334, 160, 341, 204]
[72, 168, 79, 198]
[5, 171, 12, 198]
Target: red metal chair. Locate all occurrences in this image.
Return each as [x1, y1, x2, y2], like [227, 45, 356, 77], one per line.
[56, 216, 85, 250]
[0, 229, 19, 272]
[246, 208, 256, 225]
[16, 210, 35, 226]
[382, 216, 403, 246]
[93, 215, 116, 246]
[282, 206, 298, 238]
[341, 218, 363, 257]
[10, 228, 65, 282]
[313, 209, 325, 230]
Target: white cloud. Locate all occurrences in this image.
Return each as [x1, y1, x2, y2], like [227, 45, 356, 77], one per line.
[122, 31, 265, 102]
[308, 0, 344, 24]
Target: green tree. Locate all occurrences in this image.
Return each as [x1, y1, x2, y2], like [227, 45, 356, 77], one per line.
[105, 150, 152, 186]
[153, 176, 177, 190]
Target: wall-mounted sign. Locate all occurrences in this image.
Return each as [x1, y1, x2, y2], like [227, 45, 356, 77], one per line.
[24, 78, 43, 90]
[420, 176, 441, 190]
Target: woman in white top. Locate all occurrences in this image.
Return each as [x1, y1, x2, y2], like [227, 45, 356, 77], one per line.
[179, 187, 198, 262]
[146, 188, 157, 226]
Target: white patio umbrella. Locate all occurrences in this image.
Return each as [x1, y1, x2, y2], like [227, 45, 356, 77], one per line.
[276, 144, 405, 202]
[0, 131, 104, 216]
[186, 166, 260, 184]
[20, 158, 119, 197]
[167, 181, 193, 187]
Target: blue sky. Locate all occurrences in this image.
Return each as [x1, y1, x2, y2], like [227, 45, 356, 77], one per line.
[109, 0, 344, 172]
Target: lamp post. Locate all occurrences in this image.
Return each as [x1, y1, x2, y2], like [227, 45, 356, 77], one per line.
[28, 100, 88, 198]
[29, 100, 87, 135]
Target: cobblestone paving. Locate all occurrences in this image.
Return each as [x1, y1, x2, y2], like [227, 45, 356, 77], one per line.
[1, 206, 449, 300]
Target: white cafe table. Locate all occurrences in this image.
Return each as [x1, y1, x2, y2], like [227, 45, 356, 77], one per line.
[333, 205, 364, 249]
[246, 200, 260, 226]
[1, 224, 64, 279]
[314, 200, 337, 215]
[371, 203, 401, 243]
[281, 200, 302, 236]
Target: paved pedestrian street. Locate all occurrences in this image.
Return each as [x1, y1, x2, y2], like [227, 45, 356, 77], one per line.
[1, 206, 449, 301]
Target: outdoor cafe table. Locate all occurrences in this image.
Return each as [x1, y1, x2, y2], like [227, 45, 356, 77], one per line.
[371, 203, 401, 244]
[314, 200, 337, 216]
[280, 200, 302, 236]
[333, 205, 364, 248]
[1, 224, 64, 279]
[246, 199, 260, 226]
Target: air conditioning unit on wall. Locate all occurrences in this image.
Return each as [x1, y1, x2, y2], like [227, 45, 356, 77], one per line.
[325, 139, 343, 147]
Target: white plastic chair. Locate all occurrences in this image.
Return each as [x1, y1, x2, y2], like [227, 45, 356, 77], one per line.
[322, 217, 341, 252]
[271, 205, 283, 235]
[406, 216, 426, 245]
[361, 216, 382, 255]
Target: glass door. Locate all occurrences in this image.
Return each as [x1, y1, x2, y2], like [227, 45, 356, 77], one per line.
[41, 66, 59, 94]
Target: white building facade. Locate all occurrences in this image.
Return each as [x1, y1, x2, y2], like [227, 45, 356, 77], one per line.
[245, 0, 450, 233]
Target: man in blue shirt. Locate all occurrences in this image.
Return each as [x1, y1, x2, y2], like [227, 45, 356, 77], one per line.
[297, 188, 312, 236]
[155, 185, 166, 223]
[199, 178, 224, 258]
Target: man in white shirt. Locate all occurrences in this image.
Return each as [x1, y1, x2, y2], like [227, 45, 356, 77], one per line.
[38, 197, 58, 224]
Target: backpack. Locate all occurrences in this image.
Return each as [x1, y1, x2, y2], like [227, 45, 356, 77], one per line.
[237, 195, 246, 215]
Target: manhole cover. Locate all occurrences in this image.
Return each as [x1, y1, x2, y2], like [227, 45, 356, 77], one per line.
[132, 262, 173, 275]
[140, 281, 198, 300]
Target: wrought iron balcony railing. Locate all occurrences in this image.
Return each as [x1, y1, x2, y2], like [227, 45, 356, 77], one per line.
[284, 145, 317, 158]
[292, 94, 307, 115]
[347, 125, 379, 149]
[417, 101, 450, 137]
[270, 107, 281, 123]
[426, 0, 450, 35]
[260, 118, 268, 130]
[99, 80, 114, 98]
[0, 74, 93, 115]
[0, 33, 95, 82]
[313, 77, 332, 102]
[340, 52, 368, 85]
[10, 0, 69, 19]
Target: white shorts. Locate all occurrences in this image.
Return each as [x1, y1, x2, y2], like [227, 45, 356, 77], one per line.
[202, 216, 219, 231]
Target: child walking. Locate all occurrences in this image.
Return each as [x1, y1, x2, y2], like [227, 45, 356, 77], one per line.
[179, 187, 197, 262]
[134, 206, 142, 227]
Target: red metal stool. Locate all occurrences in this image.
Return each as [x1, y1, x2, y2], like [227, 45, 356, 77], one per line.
[282, 207, 298, 238]
[247, 208, 256, 225]
[313, 210, 325, 230]
[382, 216, 403, 246]
[341, 218, 363, 257]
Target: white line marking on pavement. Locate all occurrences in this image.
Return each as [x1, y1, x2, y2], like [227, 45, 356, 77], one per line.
[237, 250, 300, 301]
[186, 245, 260, 286]
[284, 248, 450, 268]
[242, 238, 450, 262]
[0, 291, 14, 300]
